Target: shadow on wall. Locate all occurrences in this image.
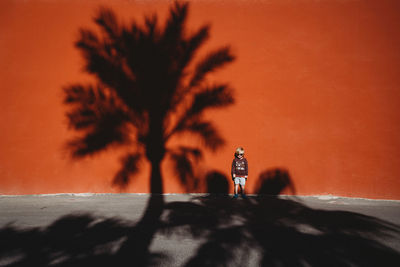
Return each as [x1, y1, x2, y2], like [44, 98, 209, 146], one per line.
[63, 0, 235, 194]
[203, 167, 295, 195]
[205, 170, 230, 195]
[255, 168, 296, 195]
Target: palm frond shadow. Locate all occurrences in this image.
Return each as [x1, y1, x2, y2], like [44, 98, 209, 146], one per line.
[161, 172, 400, 267]
[0, 195, 219, 267]
[0, 213, 168, 267]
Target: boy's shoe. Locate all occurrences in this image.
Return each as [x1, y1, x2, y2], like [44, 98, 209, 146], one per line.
[232, 194, 239, 199]
[241, 194, 248, 199]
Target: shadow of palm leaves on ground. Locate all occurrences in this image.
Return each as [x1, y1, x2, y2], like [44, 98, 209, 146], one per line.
[0, 214, 169, 267]
[161, 171, 400, 266]
[1, 197, 399, 267]
[161, 196, 400, 267]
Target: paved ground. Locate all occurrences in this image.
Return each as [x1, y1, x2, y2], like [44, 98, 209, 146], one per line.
[1, 194, 400, 266]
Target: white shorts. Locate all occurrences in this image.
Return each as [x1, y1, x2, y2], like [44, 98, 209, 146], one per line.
[234, 177, 246, 186]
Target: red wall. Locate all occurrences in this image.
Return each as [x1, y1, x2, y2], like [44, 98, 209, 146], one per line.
[1, 0, 400, 199]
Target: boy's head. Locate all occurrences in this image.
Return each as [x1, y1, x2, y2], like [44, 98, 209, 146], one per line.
[235, 147, 245, 158]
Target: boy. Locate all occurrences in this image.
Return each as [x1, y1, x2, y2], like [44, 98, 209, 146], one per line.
[231, 147, 248, 199]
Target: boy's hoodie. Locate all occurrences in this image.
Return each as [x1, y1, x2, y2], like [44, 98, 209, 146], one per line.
[231, 156, 248, 177]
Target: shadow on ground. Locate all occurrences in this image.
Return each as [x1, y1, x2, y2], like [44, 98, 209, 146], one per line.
[0, 168, 398, 266]
[1, 195, 400, 267]
[163, 196, 400, 266]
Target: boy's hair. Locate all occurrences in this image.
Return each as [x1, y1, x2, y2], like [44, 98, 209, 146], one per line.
[235, 147, 245, 155]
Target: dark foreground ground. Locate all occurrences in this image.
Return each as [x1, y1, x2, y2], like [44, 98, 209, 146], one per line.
[1, 194, 400, 266]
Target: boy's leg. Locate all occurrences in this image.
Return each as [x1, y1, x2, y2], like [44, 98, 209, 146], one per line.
[234, 184, 239, 198]
[241, 179, 247, 198]
[233, 179, 239, 198]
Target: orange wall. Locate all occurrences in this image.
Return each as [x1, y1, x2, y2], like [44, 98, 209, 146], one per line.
[1, 0, 400, 199]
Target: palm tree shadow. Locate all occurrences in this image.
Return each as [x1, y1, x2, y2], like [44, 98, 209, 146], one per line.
[0, 213, 170, 267]
[161, 172, 400, 267]
[62, 1, 235, 264]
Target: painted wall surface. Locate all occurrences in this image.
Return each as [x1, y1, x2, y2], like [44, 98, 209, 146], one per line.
[1, 0, 400, 199]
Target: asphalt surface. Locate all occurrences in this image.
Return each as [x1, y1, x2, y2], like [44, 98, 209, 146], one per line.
[1, 194, 400, 266]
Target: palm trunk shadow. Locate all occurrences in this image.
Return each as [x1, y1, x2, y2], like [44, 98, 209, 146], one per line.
[117, 159, 165, 267]
[116, 195, 164, 266]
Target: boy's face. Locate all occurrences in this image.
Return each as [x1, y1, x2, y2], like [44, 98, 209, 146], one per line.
[237, 153, 244, 159]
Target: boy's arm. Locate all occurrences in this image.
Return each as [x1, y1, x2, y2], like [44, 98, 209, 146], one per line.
[231, 159, 236, 178]
[245, 159, 248, 179]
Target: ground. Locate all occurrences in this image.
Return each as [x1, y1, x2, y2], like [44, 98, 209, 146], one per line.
[1, 194, 400, 266]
